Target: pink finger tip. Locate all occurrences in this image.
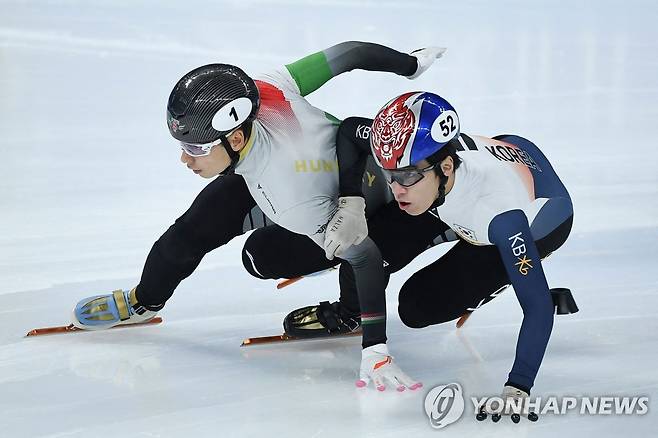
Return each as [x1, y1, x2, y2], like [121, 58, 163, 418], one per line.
[397, 386, 406, 392]
[410, 383, 423, 390]
[377, 385, 386, 392]
[355, 380, 366, 388]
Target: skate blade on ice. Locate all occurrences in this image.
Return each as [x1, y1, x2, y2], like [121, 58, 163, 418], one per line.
[241, 329, 362, 346]
[25, 317, 163, 337]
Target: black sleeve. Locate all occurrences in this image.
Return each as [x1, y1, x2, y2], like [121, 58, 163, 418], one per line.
[323, 41, 417, 77]
[336, 117, 375, 197]
[285, 42, 418, 97]
[135, 174, 256, 308]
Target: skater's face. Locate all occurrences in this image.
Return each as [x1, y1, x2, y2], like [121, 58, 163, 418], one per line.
[180, 130, 246, 178]
[389, 157, 455, 216]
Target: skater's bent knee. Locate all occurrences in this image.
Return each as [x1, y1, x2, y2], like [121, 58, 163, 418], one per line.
[241, 245, 268, 279]
[398, 305, 428, 329]
[397, 294, 429, 329]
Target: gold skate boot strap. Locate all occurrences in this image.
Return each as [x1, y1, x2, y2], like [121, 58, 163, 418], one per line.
[128, 287, 139, 307]
[113, 289, 131, 321]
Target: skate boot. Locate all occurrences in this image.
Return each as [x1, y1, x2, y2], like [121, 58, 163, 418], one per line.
[72, 288, 158, 330]
[283, 301, 361, 338]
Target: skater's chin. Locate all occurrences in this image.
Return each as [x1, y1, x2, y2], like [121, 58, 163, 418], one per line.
[397, 201, 424, 216]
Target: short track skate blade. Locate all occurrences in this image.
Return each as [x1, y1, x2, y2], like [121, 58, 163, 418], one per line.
[276, 267, 338, 290]
[25, 317, 163, 337]
[456, 312, 472, 328]
[241, 330, 362, 347]
[276, 277, 302, 290]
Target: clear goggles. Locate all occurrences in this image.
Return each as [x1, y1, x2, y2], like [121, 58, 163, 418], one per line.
[179, 128, 239, 157]
[179, 137, 224, 157]
[381, 163, 438, 187]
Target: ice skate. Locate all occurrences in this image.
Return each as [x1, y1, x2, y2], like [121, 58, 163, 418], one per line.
[283, 300, 361, 338]
[72, 288, 158, 331]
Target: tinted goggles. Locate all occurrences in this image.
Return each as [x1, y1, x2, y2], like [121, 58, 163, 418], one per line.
[381, 163, 438, 187]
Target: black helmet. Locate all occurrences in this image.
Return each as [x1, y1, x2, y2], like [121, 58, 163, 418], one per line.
[167, 63, 260, 144]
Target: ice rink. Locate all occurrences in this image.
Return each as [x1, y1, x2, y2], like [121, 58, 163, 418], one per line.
[1, 0, 657, 436]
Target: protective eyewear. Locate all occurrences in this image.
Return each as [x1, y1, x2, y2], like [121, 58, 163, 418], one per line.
[179, 128, 238, 157]
[179, 137, 224, 157]
[381, 163, 438, 187]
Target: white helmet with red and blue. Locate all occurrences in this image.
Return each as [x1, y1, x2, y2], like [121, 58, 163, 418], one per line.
[370, 92, 460, 170]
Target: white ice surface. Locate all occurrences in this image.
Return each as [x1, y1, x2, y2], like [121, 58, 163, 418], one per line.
[1, 0, 657, 436]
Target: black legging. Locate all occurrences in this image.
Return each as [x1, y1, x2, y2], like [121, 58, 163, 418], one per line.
[243, 206, 572, 326]
[242, 200, 454, 313]
[398, 216, 573, 328]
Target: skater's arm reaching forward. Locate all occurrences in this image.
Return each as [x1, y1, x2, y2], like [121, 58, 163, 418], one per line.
[283, 42, 445, 96]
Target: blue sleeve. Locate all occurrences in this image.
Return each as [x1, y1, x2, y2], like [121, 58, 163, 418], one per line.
[488, 209, 554, 393]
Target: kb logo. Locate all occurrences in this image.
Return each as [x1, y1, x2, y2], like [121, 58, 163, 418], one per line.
[509, 231, 533, 275]
[424, 383, 465, 429]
